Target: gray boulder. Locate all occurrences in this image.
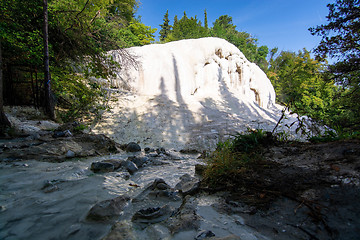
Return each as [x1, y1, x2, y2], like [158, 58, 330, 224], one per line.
[175, 174, 200, 196]
[195, 230, 216, 240]
[128, 156, 149, 168]
[132, 205, 173, 225]
[86, 195, 130, 222]
[126, 142, 141, 152]
[103, 221, 136, 240]
[90, 161, 115, 173]
[121, 160, 138, 175]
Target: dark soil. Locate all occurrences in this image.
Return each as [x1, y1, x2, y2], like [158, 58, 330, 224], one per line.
[201, 139, 360, 239]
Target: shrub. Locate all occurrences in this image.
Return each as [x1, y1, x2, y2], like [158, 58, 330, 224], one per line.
[203, 129, 271, 188]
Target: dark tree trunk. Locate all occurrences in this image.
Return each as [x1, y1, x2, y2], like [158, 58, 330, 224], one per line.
[0, 40, 11, 131]
[43, 0, 55, 120]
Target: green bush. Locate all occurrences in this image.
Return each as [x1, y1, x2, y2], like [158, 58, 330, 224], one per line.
[203, 129, 271, 187]
[309, 129, 360, 143]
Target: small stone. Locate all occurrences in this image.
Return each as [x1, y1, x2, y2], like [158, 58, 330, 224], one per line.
[128, 156, 149, 168]
[41, 179, 65, 193]
[156, 147, 167, 155]
[66, 150, 76, 158]
[179, 149, 199, 154]
[132, 205, 172, 225]
[195, 230, 215, 240]
[156, 183, 169, 190]
[175, 174, 200, 195]
[102, 159, 123, 170]
[121, 160, 138, 175]
[102, 221, 136, 240]
[86, 195, 130, 222]
[126, 142, 141, 152]
[91, 162, 115, 173]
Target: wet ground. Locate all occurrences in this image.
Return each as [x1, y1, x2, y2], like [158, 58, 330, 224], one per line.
[1, 135, 359, 240]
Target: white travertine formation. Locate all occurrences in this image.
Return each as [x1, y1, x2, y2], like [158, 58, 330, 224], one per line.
[108, 37, 275, 108]
[93, 38, 311, 150]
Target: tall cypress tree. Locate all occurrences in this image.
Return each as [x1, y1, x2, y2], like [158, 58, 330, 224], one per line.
[173, 15, 178, 26]
[204, 9, 208, 29]
[159, 10, 171, 42]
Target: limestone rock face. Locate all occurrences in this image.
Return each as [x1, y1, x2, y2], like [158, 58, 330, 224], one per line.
[109, 37, 275, 109]
[93, 38, 309, 150]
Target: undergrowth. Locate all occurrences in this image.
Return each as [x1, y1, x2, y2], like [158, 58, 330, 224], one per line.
[203, 129, 275, 188]
[309, 129, 360, 143]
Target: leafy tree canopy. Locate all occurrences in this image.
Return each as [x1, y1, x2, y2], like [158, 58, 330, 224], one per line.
[159, 11, 268, 71]
[309, 0, 360, 131]
[0, 0, 156, 122]
[267, 49, 339, 126]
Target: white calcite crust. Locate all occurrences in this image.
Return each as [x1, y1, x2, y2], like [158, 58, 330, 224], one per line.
[93, 38, 316, 150]
[108, 37, 275, 109]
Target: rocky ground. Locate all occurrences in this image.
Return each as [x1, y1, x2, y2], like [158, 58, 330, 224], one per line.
[1, 108, 359, 239]
[202, 139, 360, 239]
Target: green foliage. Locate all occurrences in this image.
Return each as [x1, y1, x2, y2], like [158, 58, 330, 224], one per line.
[230, 129, 269, 153]
[203, 129, 272, 187]
[159, 10, 171, 42]
[267, 49, 340, 127]
[0, 0, 44, 67]
[309, 129, 360, 143]
[51, 66, 108, 122]
[165, 12, 209, 41]
[118, 18, 157, 47]
[210, 15, 269, 71]
[309, 0, 360, 131]
[160, 12, 268, 71]
[73, 123, 88, 133]
[1, 0, 155, 121]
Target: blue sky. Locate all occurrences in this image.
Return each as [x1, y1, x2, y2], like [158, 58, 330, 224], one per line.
[136, 0, 331, 53]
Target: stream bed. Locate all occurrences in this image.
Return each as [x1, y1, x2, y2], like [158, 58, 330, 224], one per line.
[0, 150, 269, 240]
[1, 139, 360, 240]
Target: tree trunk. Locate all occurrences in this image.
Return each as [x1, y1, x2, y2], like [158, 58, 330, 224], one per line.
[0, 40, 11, 131]
[43, 0, 55, 120]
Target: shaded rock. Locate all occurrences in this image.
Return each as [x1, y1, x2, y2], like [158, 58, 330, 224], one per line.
[196, 230, 216, 240]
[126, 142, 141, 152]
[66, 150, 75, 158]
[41, 179, 66, 193]
[102, 159, 124, 170]
[147, 179, 180, 200]
[121, 160, 138, 175]
[86, 195, 130, 222]
[208, 235, 241, 240]
[90, 161, 115, 173]
[53, 130, 72, 138]
[179, 149, 200, 154]
[132, 178, 180, 203]
[144, 147, 154, 153]
[147, 153, 159, 158]
[167, 196, 201, 234]
[152, 178, 171, 190]
[156, 147, 167, 155]
[0, 205, 6, 213]
[175, 174, 200, 195]
[0, 132, 122, 162]
[103, 221, 136, 240]
[128, 156, 149, 168]
[132, 205, 173, 225]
